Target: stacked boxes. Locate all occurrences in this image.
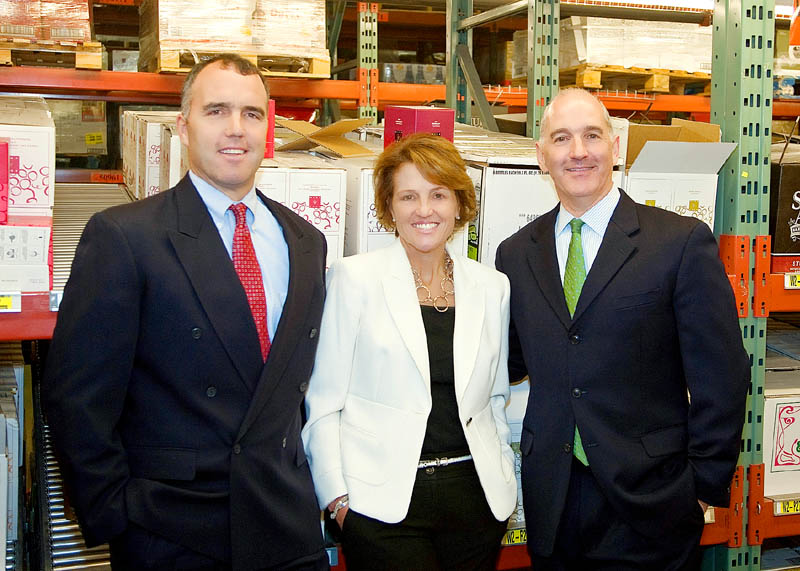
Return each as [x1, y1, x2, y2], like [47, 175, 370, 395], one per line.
[138, 0, 329, 67]
[121, 110, 180, 199]
[0, 96, 55, 293]
[159, 123, 188, 192]
[255, 153, 348, 268]
[0, 0, 90, 41]
[48, 100, 107, 156]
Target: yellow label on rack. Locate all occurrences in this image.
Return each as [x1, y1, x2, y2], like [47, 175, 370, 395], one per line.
[85, 132, 105, 146]
[689, 200, 699, 211]
[776, 499, 800, 515]
[503, 528, 527, 545]
[785, 273, 800, 289]
[0, 296, 12, 310]
[742, 171, 749, 178]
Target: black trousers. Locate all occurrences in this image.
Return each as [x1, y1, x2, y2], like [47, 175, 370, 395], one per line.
[340, 460, 508, 571]
[530, 460, 705, 571]
[109, 522, 330, 571]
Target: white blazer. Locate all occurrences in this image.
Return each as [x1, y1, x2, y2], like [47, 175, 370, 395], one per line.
[302, 239, 517, 523]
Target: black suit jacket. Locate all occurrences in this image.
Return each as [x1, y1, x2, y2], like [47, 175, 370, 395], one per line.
[495, 191, 750, 557]
[42, 175, 328, 570]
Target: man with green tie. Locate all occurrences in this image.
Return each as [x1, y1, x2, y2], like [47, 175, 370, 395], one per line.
[495, 88, 750, 570]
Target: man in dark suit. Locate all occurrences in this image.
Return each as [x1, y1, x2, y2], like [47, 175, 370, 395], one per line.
[495, 88, 750, 570]
[42, 54, 329, 571]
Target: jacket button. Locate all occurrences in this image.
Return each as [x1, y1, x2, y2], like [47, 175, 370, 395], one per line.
[466, 417, 473, 427]
[233, 444, 242, 455]
[563, 443, 573, 453]
[299, 382, 309, 393]
[569, 333, 581, 345]
[191, 327, 202, 339]
[206, 386, 217, 398]
[309, 328, 318, 339]
[572, 388, 582, 398]
[282, 437, 287, 448]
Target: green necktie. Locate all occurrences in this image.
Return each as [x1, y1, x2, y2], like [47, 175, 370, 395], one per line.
[564, 218, 589, 466]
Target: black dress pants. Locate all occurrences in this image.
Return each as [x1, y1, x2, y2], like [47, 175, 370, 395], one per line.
[340, 460, 508, 571]
[530, 459, 705, 571]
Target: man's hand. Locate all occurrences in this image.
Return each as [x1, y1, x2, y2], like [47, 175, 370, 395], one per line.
[698, 499, 709, 513]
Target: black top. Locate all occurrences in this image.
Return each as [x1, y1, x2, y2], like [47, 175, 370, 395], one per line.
[419, 305, 470, 457]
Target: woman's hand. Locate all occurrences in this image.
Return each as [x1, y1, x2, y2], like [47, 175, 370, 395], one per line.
[328, 495, 350, 529]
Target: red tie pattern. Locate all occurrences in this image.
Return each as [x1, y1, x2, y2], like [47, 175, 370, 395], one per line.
[229, 203, 270, 361]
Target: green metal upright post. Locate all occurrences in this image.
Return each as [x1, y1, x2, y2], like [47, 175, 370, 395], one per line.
[711, 0, 774, 567]
[322, 0, 347, 126]
[446, 0, 473, 125]
[357, 2, 378, 124]
[527, 0, 559, 139]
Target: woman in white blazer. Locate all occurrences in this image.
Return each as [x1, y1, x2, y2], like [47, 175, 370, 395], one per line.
[302, 133, 517, 570]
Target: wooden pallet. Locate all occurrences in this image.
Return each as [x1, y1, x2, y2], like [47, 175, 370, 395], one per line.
[140, 49, 330, 78]
[559, 64, 711, 95]
[0, 38, 102, 70]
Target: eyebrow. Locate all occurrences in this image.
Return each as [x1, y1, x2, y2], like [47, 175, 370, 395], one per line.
[548, 125, 605, 139]
[201, 102, 266, 116]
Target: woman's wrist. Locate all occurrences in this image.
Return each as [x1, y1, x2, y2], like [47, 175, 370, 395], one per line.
[329, 494, 349, 520]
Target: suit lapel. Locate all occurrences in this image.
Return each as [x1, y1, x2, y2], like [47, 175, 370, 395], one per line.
[571, 191, 640, 322]
[527, 207, 572, 330]
[167, 176, 263, 392]
[382, 240, 431, 386]
[237, 192, 319, 438]
[451, 250, 483, 403]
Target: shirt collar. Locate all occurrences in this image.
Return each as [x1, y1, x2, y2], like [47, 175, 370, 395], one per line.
[556, 186, 621, 235]
[189, 170, 258, 217]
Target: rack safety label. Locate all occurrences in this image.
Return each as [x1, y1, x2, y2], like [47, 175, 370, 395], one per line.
[775, 499, 800, 515]
[503, 528, 527, 545]
[0, 293, 21, 313]
[784, 273, 800, 289]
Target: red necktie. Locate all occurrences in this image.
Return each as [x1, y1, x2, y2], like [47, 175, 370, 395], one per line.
[229, 203, 270, 361]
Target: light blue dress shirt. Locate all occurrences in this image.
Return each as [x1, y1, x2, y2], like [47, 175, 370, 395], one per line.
[555, 187, 621, 283]
[190, 171, 290, 340]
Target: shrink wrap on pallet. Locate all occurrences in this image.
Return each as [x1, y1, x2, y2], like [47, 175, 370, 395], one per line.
[139, 0, 328, 70]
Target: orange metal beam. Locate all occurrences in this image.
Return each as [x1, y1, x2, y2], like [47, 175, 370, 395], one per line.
[0, 294, 55, 342]
[747, 464, 800, 544]
[752, 235, 800, 315]
[719, 235, 751, 318]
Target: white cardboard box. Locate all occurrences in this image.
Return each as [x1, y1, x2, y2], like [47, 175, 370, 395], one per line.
[763, 373, 800, 498]
[0, 96, 55, 218]
[336, 155, 469, 258]
[0, 224, 51, 292]
[121, 111, 179, 199]
[159, 122, 188, 191]
[255, 154, 348, 268]
[626, 141, 737, 229]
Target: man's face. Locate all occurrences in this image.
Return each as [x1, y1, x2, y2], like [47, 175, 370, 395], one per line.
[536, 93, 619, 215]
[177, 62, 267, 201]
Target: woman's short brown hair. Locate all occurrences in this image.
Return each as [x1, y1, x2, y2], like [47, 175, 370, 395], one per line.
[373, 132, 476, 233]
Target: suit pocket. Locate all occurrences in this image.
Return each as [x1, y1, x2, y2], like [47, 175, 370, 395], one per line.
[127, 447, 197, 481]
[640, 424, 688, 457]
[614, 288, 661, 310]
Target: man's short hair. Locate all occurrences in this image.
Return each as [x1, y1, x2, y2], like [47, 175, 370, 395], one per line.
[181, 54, 270, 118]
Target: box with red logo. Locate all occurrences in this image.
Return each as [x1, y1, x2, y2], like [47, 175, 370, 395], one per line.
[383, 106, 455, 148]
[0, 140, 8, 225]
[255, 153, 347, 268]
[0, 96, 55, 218]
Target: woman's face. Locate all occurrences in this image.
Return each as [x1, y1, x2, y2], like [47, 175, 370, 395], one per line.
[390, 162, 459, 258]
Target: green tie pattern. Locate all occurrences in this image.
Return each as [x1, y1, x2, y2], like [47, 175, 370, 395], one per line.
[564, 218, 589, 466]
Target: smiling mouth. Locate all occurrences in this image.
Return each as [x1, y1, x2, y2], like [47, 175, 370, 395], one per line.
[220, 149, 246, 155]
[566, 165, 595, 172]
[413, 222, 439, 230]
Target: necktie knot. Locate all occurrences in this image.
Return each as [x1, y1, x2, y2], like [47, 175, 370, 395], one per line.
[569, 218, 585, 234]
[229, 203, 248, 226]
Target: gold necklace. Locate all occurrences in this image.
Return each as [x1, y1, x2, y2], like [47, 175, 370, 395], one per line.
[412, 253, 455, 313]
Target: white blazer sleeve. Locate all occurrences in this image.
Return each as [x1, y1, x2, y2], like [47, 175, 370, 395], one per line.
[491, 275, 514, 465]
[302, 260, 360, 509]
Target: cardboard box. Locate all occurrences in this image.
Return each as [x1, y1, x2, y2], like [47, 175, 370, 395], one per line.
[0, 224, 51, 292]
[503, 381, 529, 538]
[112, 50, 140, 72]
[121, 110, 179, 199]
[0, 96, 56, 218]
[159, 122, 188, 192]
[625, 119, 721, 170]
[770, 163, 800, 254]
[762, 371, 800, 497]
[384, 106, 455, 148]
[0, 141, 7, 225]
[626, 141, 736, 229]
[255, 153, 348, 268]
[337, 155, 468, 258]
[39, 0, 91, 42]
[0, 1, 39, 39]
[49, 100, 107, 155]
[276, 119, 374, 158]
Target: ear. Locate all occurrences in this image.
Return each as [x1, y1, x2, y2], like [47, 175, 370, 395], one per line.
[177, 113, 190, 147]
[611, 134, 620, 165]
[536, 141, 549, 173]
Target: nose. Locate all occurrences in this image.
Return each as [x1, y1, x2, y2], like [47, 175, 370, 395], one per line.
[569, 137, 587, 159]
[417, 196, 433, 216]
[226, 113, 244, 137]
